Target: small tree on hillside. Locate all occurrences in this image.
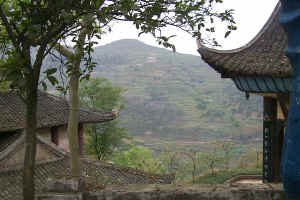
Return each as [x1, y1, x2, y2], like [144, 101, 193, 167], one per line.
[200, 142, 223, 176]
[112, 145, 164, 173]
[80, 77, 129, 160]
[85, 121, 129, 160]
[220, 140, 234, 171]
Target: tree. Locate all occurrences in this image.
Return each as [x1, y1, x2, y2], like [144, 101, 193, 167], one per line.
[199, 142, 223, 176]
[0, 1, 104, 199]
[220, 140, 234, 171]
[54, 18, 94, 177]
[79, 77, 126, 111]
[112, 145, 164, 174]
[79, 77, 129, 161]
[181, 149, 203, 183]
[85, 121, 129, 160]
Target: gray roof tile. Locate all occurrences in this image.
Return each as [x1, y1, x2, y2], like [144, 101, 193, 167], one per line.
[0, 136, 174, 200]
[0, 91, 118, 132]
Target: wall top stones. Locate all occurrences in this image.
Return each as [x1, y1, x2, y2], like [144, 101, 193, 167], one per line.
[38, 183, 285, 200]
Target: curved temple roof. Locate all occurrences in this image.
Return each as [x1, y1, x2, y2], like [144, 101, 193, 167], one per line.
[0, 91, 119, 132]
[197, 2, 292, 79]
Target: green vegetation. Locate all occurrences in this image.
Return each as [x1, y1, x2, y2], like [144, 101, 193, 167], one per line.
[112, 145, 164, 174]
[105, 140, 262, 184]
[80, 78, 129, 161]
[193, 169, 262, 185]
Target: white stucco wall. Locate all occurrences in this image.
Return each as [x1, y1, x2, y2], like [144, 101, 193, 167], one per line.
[36, 125, 70, 152]
[57, 125, 69, 152]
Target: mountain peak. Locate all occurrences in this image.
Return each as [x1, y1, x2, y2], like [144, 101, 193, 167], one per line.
[96, 39, 156, 51]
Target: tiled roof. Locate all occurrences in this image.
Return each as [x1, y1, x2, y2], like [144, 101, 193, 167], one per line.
[197, 2, 292, 78]
[0, 91, 118, 132]
[0, 136, 174, 200]
[0, 158, 68, 200]
[82, 158, 175, 185]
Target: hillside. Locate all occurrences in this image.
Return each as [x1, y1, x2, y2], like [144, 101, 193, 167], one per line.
[89, 39, 263, 144]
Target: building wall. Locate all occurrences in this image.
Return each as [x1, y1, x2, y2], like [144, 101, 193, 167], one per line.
[57, 125, 69, 152]
[36, 125, 70, 152]
[53, 124, 85, 154]
[0, 124, 85, 168]
[37, 127, 52, 142]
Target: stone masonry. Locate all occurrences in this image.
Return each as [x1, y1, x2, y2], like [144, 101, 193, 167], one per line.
[38, 183, 285, 200]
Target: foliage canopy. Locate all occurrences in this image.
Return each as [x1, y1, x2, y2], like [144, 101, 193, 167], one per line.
[80, 77, 129, 161]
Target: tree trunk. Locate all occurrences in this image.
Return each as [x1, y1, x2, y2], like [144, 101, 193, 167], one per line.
[67, 71, 81, 176]
[23, 80, 38, 200]
[67, 27, 87, 177]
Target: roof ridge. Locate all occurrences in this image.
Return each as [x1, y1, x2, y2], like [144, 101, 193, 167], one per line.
[0, 157, 66, 174]
[40, 91, 68, 103]
[197, 2, 281, 54]
[81, 157, 174, 180]
[36, 135, 68, 158]
[0, 133, 68, 172]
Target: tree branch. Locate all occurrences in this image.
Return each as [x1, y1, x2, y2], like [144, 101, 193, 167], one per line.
[54, 43, 74, 58]
[0, 5, 19, 50]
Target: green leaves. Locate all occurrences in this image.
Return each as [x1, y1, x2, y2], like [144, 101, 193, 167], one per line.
[224, 25, 237, 38]
[79, 77, 126, 111]
[225, 31, 231, 38]
[42, 67, 58, 88]
[47, 75, 58, 86]
[0, 52, 30, 90]
[44, 68, 57, 76]
[112, 145, 164, 173]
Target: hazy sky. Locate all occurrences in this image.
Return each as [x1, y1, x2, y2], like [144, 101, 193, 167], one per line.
[96, 0, 279, 55]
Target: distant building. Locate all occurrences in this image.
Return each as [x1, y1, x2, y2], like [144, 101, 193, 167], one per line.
[197, 2, 288, 183]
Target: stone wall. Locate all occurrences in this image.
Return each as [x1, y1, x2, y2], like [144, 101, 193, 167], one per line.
[38, 183, 285, 200]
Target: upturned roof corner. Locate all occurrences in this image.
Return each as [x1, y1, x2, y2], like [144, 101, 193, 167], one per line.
[197, 2, 292, 79]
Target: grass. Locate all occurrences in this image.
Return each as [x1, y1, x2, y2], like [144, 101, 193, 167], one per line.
[193, 169, 262, 185]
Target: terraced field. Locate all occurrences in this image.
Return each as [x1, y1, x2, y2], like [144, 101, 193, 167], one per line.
[89, 39, 263, 145]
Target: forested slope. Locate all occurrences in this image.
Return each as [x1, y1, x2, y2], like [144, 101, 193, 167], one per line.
[89, 39, 262, 143]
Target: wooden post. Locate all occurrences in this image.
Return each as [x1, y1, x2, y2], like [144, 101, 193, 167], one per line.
[263, 97, 282, 182]
[272, 120, 284, 182]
